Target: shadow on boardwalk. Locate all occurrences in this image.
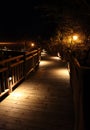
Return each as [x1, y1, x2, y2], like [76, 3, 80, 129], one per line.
[0, 55, 74, 130]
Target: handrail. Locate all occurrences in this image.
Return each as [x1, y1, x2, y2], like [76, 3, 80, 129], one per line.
[0, 49, 41, 98]
[0, 55, 23, 65]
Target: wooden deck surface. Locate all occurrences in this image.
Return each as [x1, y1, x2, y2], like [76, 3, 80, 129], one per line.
[0, 55, 74, 130]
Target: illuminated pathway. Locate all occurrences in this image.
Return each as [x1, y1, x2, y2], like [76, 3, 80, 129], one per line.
[0, 55, 74, 130]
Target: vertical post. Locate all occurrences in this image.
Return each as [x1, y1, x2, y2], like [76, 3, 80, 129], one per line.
[8, 73, 13, 94]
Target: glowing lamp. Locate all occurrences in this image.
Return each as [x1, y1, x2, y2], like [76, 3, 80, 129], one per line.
[73, 35, 78, 41]
[31, 43, 35, 47]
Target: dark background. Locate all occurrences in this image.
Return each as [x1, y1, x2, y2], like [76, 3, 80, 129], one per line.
[0, 0, 90, 41]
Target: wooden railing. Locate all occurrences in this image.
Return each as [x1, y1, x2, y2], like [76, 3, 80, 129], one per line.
[25, 49, 40, 77]
[0, 49, 41, 98]
[69, 56, 90, 130]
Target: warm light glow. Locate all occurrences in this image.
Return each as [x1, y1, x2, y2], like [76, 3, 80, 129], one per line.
[31, 43, 35, 47]
[68, 37, 72, 43]
[49, 68, 70, 80]
[67, 34, 79, 47]
[40, 57, 69, 81]
[40, 57, 69, 80]
[1, 55, 70, 116]
[40, 60, 53, 66]
[73, 35, 78, 41]
[40, 56, 61, 67]
[6, 81, 48, 106]
[9, 77, 12, 81]
[50, 56, 61, 60]
[10, 92, 22, 98]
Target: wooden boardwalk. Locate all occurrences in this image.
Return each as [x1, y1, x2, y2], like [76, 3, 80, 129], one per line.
[0, 55, 74, 130]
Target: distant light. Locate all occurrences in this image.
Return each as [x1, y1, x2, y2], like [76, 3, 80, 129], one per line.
[31, 43, 35, 47]
[73, 35, 78, 41]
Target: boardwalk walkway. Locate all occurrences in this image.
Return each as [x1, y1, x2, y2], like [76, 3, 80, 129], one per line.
[0, 55, 74, 130]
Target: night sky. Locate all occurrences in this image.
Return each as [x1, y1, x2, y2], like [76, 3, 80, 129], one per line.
[0, 0, 90, 41]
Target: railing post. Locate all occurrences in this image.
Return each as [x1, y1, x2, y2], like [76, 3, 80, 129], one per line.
[8, 78, 12, 94]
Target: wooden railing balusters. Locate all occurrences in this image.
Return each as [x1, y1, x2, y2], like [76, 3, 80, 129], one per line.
[0, 49, 41, 98]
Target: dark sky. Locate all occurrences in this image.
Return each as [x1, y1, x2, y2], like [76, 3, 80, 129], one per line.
[0, 0, 90, 41]
[0, 0, 57, 40]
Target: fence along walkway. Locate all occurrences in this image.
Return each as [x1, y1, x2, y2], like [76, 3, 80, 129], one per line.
[0, 55, 74, 130]
[0, 49, 41, 98]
